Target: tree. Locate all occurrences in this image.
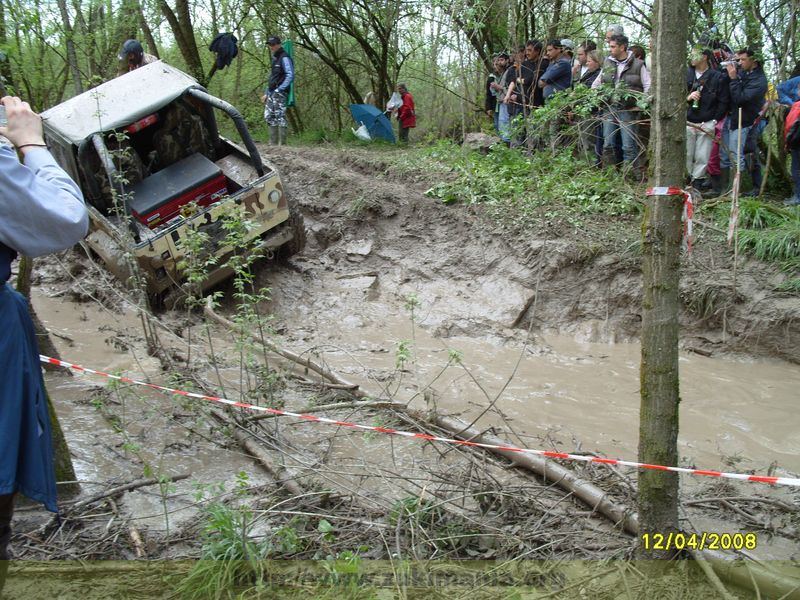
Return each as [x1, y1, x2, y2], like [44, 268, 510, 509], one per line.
[637, 0, 689, 559]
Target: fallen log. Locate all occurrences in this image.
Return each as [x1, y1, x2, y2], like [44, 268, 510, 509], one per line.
[63, 473, 190, 515]
[210, 408, 306, 497]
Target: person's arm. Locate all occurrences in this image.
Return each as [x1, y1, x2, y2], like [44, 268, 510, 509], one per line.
[538, 63, 556, 87]
[276, 57, 294, 93]
[504, 80, 517, 103]
[0, 96, 87, 257]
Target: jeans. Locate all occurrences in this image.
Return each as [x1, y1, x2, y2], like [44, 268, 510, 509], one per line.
[686, 120, 716, 180]
[579, 115, 602, 164]
[792, 148, 800, 201]
[493, 110, 500, 136]
[602, 108, 641, 164]
[498, 103, 511, 142]
[719, 123, 751, 170]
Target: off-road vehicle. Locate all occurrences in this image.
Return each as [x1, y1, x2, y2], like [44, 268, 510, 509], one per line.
[42, 61, 304, 303]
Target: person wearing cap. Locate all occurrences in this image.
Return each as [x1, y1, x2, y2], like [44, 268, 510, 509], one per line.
[686, 46, 730, 190]
[605, 24, 625, 44]
[117, 39, 157, 76]
[491, 52, 515, 143]
[561, 39, 575, 61]
[261, 35, 295, 146]
[486, 53, 509, 134]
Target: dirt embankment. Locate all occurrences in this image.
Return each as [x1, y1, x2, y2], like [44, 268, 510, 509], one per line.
[7, 142, 798, 594]
[262, 144, 799, 364]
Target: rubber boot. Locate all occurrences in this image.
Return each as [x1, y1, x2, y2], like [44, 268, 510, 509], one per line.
[709, 172, 722, 195]
[278, 126, 288, 146]
[269, 125, 279, 145]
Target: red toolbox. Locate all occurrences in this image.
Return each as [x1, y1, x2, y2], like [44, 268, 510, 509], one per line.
[127, 153, 228, 228]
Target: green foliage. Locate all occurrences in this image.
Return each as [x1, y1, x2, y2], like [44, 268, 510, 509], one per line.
[704, 199, 800, 283]
[420, 140, 640, 225]
[395, 339, 412, 369]
[388, 496, 442, 528]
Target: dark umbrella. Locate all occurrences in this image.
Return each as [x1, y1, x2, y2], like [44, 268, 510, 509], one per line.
[349, 104, 396, 143]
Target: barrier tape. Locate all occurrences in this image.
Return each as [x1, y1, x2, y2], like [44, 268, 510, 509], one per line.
[646, 186, 694, 254]
[40, 355, 800, 487]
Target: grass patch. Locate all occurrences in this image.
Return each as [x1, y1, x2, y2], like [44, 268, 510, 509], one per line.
[701, 199, 800, 284]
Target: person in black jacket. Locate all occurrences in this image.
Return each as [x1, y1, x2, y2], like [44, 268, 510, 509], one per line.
[260, 35, 294, 146]
[686, 47, 730, 189]
[486, 54, 507, 135]
[718, 47, 768, 193]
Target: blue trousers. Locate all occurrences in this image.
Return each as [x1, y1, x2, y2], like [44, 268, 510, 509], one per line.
[602, 108, 641, 163]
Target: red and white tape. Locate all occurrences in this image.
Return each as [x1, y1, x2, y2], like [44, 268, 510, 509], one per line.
[646, 187, 694, 254]
[41, 354, 800, 487]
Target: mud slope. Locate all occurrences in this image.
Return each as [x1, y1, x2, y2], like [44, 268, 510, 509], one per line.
[261, 144, 799, 364]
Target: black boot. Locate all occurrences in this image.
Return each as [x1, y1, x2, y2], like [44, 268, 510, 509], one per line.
[718, 167, 731, 196]
[602, 147, 617, 169]
[709, 173, 721, 195]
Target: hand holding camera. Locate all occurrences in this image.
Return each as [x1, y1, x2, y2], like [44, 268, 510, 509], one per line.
[0, 96, 48, 152]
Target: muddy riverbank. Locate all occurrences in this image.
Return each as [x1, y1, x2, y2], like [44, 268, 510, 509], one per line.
[12, 143, 799, 576]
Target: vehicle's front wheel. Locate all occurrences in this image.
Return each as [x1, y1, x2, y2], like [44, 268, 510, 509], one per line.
[280, 205, 306, 258]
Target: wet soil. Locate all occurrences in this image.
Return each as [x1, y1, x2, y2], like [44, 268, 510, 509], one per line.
[9, 143, 800, 579]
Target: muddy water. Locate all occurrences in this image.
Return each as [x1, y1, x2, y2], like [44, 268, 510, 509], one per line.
[34, 293, 272, 532]
[265, 272, 800, 481]
[32, 276, 799, 516]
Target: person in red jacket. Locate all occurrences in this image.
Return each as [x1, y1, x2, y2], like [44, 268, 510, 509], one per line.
[395, 83, 416, 144]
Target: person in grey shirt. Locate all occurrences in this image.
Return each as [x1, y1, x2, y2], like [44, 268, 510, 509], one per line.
[0, 94, 87, 588]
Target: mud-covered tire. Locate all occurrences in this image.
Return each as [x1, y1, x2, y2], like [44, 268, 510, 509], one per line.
[280, 205, 307, 258]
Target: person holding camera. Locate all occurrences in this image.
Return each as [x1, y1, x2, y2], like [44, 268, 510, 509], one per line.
[686, 47, 729, 190]
[717, 48, 768, 194]
[0, 95, 87, 580]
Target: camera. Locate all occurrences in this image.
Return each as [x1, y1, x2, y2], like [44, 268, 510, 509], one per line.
[0, 105, 6, 127]
[720, 60, 735, 67]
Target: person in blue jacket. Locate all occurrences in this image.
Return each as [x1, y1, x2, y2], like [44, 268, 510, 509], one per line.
[0, 95, 88, 575]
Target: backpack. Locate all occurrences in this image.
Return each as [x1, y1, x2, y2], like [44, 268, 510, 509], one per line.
[785, 101, 800, 150]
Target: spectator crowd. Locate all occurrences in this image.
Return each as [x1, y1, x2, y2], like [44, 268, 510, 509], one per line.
[484, 24, 800, 205]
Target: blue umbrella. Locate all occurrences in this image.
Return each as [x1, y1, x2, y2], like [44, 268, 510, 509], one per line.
[349, 104, 396, 143]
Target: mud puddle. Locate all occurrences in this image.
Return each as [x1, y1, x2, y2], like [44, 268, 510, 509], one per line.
[262, 268, 800, 480]
[34, 293, 273, 533]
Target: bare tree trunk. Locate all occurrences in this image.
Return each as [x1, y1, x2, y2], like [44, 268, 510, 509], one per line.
[137, 1, 160, 59]
[0, 0, 15, 92]
[548, 0, 563, 39]
[56, 0, 84, 94]
[159, 0, 204, 84]
[637, 0, 688, 560]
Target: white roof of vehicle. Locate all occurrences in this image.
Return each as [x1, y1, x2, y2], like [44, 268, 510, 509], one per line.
[41, 62, 200, 145]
